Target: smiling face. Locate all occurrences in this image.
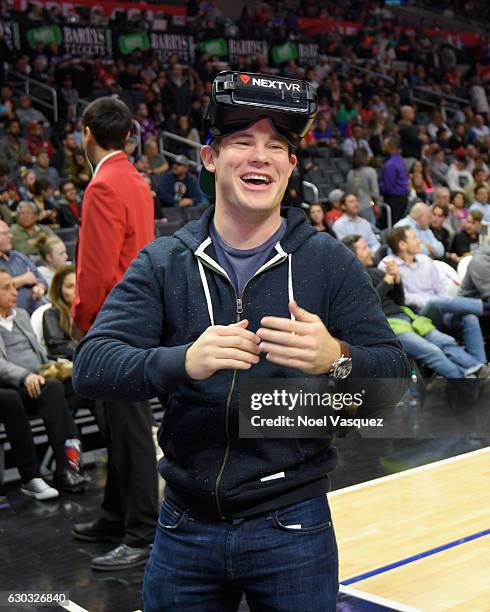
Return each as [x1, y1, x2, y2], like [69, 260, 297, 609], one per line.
[201, 118, 297, 218]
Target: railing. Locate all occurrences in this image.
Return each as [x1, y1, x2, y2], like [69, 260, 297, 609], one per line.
[132, 119, 142, 157]
[159, 131, 202, 168]
[302, 180, 319, 203]
[323, 56, 470, 115]
[6, 69, 59, 123]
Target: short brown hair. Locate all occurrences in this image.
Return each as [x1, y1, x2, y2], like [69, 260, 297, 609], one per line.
[469, 209, 483, 223]
[431, 203, 449, 217]
[387, 226, 409, 255]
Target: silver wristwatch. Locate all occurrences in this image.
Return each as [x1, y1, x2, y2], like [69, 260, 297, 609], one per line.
[327, 341, 352, 380]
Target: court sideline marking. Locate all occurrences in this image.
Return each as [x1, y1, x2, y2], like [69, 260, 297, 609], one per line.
[339, 584, 423, 611]
[329, 446, 489, 497]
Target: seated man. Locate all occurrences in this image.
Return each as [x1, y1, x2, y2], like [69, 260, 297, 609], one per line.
[469, 183, 490, 225]
[344, 234, 489, 379]
[394, 201, 444, 259]
[460, 240, 490, 301]
[451, 210, 482, 258]
[0, 269, 86, 492]
[379, 226, 490, 365]
[58, 180, 82, 226]
[33, 149, 61, 191]
[10, 201, 57, 257]
[0, 161, 21, 224]
[0, 220, 47, 314]
[156, 155, 202, 208]
[0, 387, 59, 500]
[429, 203, 451, 257]
[332, 192, 380, 252]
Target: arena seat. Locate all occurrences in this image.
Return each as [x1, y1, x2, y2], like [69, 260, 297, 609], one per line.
[29, 303, 52, 349]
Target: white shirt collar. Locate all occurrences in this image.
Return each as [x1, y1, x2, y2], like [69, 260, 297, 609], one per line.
[92, 150, 122, 179]
[0, 308, 16, 332]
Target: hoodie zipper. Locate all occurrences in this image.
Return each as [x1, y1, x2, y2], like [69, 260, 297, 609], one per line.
[198, 253, 288, 519]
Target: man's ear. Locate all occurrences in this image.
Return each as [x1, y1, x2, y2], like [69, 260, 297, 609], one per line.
[288, 152, 298, 178]
[200, 145, 216, 173]
[84, 126, 93, 144]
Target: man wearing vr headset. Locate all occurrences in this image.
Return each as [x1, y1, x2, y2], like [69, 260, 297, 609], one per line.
[74, 72, 409, 610]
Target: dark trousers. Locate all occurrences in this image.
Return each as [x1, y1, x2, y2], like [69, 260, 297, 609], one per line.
[19, 378, 79, 475]
[383, 194, 409, 225]
[100, 400, 158, 547]
[0, 388, 40, 482]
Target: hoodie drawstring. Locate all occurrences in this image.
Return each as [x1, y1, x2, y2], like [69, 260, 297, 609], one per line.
[196, 249, 294, 327]
[288, 254, 295, 323]
[197, 259, 215, 326]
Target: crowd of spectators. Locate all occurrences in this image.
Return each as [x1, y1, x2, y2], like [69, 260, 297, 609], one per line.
[1, 0, 490, 500]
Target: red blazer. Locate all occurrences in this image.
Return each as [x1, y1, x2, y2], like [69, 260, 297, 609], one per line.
[72, 151, 154, 332]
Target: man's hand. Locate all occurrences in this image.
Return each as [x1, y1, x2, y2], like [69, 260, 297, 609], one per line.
[385, 259, 401, 283]
[179, 197, 194, 208]
[256, 301, 341, 375]
[16, 271, 38, 287]
[32, 284, 45, 300]
[24, 373, 45, 399]
[185, 319, 261, 380]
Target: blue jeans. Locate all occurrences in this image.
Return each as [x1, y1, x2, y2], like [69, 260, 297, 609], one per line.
[144, 496, 339, 611]
[420, 296, 487, 364]
[399, 329, 482, 378]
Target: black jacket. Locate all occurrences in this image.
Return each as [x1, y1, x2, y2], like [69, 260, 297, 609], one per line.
[43, 307, 77, 360]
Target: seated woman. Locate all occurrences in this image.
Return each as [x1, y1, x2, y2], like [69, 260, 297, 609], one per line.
[43, 264, 77, 360]
[37, 235, 69, 292]
[307, 203, 336, 238]
[0, 387, 59, 500]
[0, 269, 85, 492]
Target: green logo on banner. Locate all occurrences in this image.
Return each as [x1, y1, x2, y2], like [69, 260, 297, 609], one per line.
[118, 32, 150, 55]
[26, 25, 62, 49]
[271, 41, 297, 64]
[198, 38, 228, 57]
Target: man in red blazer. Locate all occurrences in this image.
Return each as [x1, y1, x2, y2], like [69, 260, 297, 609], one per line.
[71, 97, 158, 571]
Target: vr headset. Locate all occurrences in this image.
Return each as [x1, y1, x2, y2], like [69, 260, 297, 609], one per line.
[204, 71, 318, 147]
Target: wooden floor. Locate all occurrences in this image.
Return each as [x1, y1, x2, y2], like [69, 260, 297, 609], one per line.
[329, 447, 490, 612]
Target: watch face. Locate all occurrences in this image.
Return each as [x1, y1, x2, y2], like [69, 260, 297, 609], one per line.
[331, 357, 353, 380]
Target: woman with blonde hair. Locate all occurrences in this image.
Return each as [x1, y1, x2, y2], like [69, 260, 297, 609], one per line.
[37, 235, 68, 290]
[43, 264, 77, 359]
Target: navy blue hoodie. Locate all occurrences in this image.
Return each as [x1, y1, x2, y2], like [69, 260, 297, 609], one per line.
[73, 206, 409, 519]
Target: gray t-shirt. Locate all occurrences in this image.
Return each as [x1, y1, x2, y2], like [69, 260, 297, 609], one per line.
[210, 218, 287, 297]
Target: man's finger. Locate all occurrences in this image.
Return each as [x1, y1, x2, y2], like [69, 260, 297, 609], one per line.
[215, 336, 261, 355]
[212, 359, 254, 371]
[256, 329, 309, 348]
[259, 316, 309, 335]
[289, 300, 318, 323]
[216, 348, 260, 364]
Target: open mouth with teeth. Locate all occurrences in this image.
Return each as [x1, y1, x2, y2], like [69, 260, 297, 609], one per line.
[240, 173, 273, 187]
